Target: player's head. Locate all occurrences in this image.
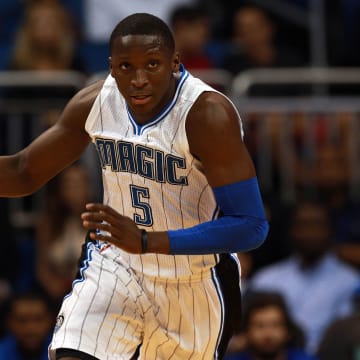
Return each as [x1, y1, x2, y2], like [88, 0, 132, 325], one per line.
[108, 13, 181, 123]
[109, 13, 175, 54]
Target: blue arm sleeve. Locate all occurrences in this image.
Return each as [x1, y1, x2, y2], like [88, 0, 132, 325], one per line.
[168, 177, 269, 255]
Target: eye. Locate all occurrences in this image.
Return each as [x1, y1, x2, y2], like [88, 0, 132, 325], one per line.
[120, 62, 131, 71]
[148, 60, 159, 69]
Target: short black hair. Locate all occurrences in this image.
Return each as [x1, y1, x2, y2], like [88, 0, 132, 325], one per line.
[109, 13, 175, 53]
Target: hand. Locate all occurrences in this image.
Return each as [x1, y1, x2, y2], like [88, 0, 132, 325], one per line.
[81, 203, 143, 253]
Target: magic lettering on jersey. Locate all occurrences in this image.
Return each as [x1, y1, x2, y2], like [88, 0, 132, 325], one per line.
[95, 137, 188, 185]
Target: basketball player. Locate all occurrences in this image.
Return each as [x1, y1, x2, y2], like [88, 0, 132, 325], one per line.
[0, 13, 269, 360]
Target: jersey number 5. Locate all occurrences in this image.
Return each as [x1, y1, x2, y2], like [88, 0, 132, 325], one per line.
[130, 185, 153, 226]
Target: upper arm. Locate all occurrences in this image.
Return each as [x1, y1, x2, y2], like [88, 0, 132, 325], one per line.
[186, 92, 256, 188]
[8, 81, 103, 194]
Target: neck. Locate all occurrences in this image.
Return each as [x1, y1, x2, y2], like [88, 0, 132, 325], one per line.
[129, 75, 178, 125]
[299, 251, 327, 269]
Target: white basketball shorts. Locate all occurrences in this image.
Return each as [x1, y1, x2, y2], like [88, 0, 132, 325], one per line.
[49, 240, 242, 360]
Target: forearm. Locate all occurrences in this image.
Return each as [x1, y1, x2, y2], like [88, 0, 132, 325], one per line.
[144, 215, 268, 255]
[166, 177, 269, 255]
[168, 215, 268, 255]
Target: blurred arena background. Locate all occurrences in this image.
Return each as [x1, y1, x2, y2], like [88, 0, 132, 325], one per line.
[0, 1, 360, 359]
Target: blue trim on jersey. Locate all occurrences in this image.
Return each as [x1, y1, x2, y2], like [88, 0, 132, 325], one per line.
[230, 253, 242, 291]
[126, 64, 189, 135]
[211, 267, 225, 360]
[64, 242, 93, 300]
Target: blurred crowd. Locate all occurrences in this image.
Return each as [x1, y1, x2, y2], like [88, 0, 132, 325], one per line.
[1, 0, 360, 74]
[1, 1, 360, 359]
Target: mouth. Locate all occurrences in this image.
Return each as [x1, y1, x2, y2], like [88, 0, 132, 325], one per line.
[130, 94, 152, 105]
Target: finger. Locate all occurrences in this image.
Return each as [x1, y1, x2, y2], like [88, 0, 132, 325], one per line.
[83, 221, 124, 242]
[85, 202, 104, 210]
[81, 211, 111, 222]
[89, 231, 123, 247]
[81, 211, 123, 228]
[85, 203, 120, 217]
[82, 220, 112, 232]
[88, 231, 112, 242]
[82, 207, 130, 229]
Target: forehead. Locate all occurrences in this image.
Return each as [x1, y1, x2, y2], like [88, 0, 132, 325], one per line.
[251, 306, 285, 322]
[111, 34, 169, 56]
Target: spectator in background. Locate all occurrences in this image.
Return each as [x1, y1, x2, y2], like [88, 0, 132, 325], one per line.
[1, 0, 88, 175]
[225, 291, 316, 360]
[170, 5, 214, 70]
[0, 291, 53, 360]
[34, 162, 95, 313]
[317, 284, 360, 360]
[223, 4, 306, 76]
[2, 0, 87, 105]
[248, 199, 360, 354]
[8, 1, 85, 72]
[312, 140, 360, 271]
[296, 136, 360, 270]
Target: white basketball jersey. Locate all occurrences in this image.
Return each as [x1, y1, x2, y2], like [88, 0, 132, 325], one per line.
[85, 66, 243, 278]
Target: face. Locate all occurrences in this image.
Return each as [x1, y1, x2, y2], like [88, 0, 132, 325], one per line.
[28, 5, 65, 49]
[174, 18, 210, 53]
[234, 8, 273, 47]
[246, 306, 289, 357]
[290, 203, 331, 256]
[110, 34, 180, 123]
[8, 299, 52, 351]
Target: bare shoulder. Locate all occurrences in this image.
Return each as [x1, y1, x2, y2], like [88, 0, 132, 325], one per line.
[187, 91, 240, 130]
[186, 91, 241, 141]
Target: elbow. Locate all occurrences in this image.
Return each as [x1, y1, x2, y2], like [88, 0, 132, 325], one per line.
[250, 218, 269, 250]
[232, 217, 269, 252]
[10, 153, 40, 196]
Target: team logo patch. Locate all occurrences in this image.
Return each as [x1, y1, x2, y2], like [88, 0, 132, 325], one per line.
[99, 242, 111, 253]
[54, 314, 64, 333]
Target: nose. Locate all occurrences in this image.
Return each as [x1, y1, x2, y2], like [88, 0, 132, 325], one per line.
[131, 69, 149, 88]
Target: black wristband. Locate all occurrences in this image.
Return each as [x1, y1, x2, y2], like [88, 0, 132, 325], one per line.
[141, 229, 148, 254]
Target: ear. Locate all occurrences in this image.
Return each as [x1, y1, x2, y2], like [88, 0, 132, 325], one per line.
[172, 52, 181, 73]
